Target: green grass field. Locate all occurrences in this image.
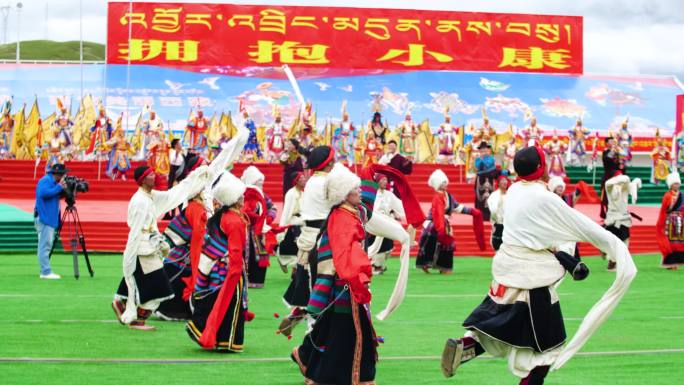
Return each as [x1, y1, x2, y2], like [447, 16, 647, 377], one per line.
[1, 253, 682, 384]
[0, 40, 105, 61]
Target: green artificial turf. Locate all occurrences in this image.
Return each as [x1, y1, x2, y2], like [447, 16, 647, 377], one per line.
[0, 253, 682, 384]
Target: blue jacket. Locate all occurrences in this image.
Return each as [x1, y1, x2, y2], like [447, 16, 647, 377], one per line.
[475, 155, 497, 175]
[35, 174, 63, 228]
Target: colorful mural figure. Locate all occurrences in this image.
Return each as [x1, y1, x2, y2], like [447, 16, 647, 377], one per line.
[650, 129, 671, 185]
[568, 117, 591, 166]
[334, 101, 355, 164]
[544, 131, 568, 179]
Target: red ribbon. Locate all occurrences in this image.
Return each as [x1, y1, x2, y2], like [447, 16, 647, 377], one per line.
[135, 167, 153, 185]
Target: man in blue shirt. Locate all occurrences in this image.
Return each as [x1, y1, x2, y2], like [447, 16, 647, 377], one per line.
[35, 163, 67, 279]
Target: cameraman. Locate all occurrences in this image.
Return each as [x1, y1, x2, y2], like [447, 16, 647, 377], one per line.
[34, 163, 67, 279]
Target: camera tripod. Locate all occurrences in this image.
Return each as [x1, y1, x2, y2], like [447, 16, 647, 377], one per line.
[48, 203, 94, 279]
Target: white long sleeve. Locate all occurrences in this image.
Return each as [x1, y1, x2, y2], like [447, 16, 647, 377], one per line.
[203, 126, 249, 213]
[280, 187, 303, 227]
[501, 181, 636, 370]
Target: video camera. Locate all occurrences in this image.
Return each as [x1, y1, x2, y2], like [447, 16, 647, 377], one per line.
[61, 175, 89, 206]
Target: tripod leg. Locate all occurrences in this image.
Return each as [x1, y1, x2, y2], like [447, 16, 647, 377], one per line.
[71, 238, 80, 279]
[72, 206, 94, 277]
[79, 235, 94, 277]
[48, 210, 69, 260]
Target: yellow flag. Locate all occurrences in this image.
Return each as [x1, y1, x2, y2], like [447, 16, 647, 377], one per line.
[287, 112, 300, 140]
[24, 99, 42, 159]
[416, 119, 435, 163]
[75, 95, 97, 152]
[9, 104, 25, 157]
[223, 111, 237, 139]
[207, 112, 220, 147]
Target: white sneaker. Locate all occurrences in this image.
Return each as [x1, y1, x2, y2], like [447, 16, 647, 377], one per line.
[39, 273, 61, 280]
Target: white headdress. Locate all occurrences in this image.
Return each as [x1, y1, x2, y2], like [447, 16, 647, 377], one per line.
[548, 176, 566, 193]
[667, 173, 681, 189]
[325, 163, 360, 206]
[213, 172, 246, 207]
[241, 165, 265, 187]
[428, 169, 449, 192]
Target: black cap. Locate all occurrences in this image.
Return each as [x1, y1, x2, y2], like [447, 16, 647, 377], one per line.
[134, 165, 151, 182]
[47, 163, 69, 175]
[513, 147, 541, 177]
[478, 141, 491, 150]
[307, 145, 334, 171]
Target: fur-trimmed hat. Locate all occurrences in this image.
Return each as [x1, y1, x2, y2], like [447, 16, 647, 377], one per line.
[325, 163, 361, 206]
[214, 172, 246, 207]
[667, 173, 681, 189]
[428, 169, 448, 192]
[241, 165, 265, 186]
[548, 176, 566, 193]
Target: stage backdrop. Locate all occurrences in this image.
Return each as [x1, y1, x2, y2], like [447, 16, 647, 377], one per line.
[0, 64, 681, 153]
[106, 1, 583, 74]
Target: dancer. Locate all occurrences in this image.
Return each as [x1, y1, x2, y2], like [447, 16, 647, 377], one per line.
[603, 171, 642, 271]
[155, 156, 206, 321]
[278, 172, 307, 271]
[111, 163, 210, 331]
[279, 146, 335, 336]
[367, 173, 405, 275]
[474, 142, 500, 222]
[186, 172, 250, 350]
[378, 140, 413, 175]
[656, 173, 684, 270]
[600, 136, 626, 219]
[292, 164, 377, 384]
[143, 127, 247, 322]
[280, 139, 306, 195]
[416, 169, 484, 274]
[168, 139, 185, 189]
[441, 146, 636, 384]
[549, 176, 583, 260]
[487, 175, 510, 251]
[241, 166, 276, 289]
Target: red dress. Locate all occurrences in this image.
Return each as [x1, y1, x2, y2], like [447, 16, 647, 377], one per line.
[655, 190, 684, 267]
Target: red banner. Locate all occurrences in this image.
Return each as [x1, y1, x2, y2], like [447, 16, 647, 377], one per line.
[107, 2, 583, 74]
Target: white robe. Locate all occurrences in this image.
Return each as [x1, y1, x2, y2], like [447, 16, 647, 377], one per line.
[280, 187, 304, 228]
[472, 180, 636, 376]
[121, 165, 210, 323]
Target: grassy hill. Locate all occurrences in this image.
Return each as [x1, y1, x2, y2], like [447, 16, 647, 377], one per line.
[0, 40, 105, 61]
